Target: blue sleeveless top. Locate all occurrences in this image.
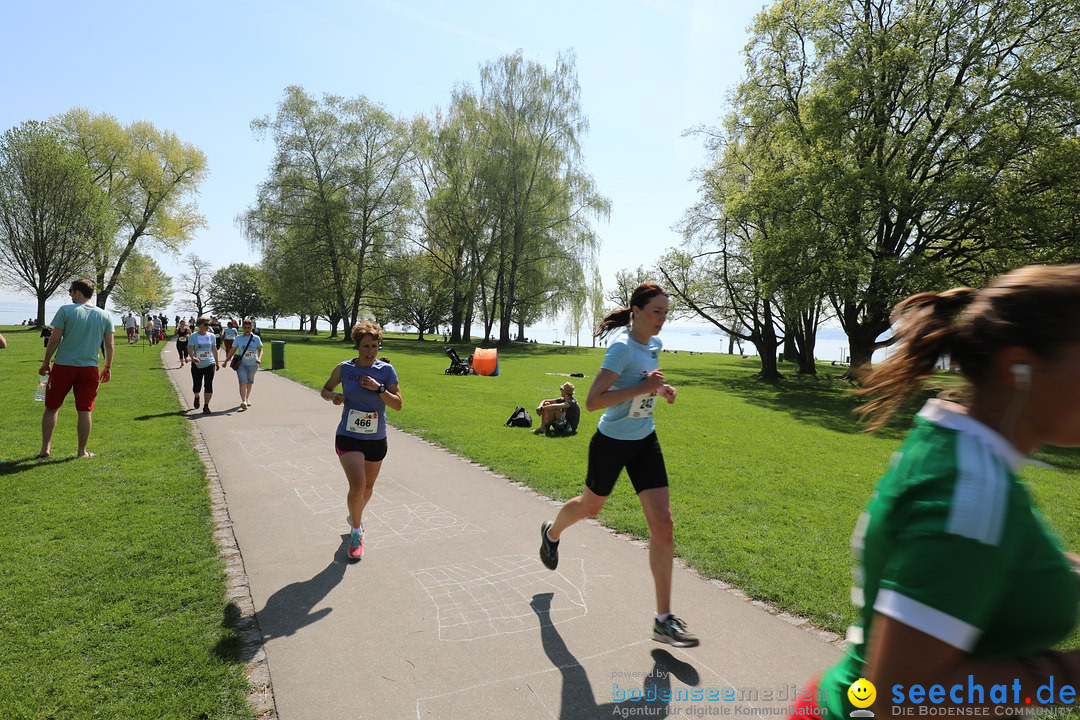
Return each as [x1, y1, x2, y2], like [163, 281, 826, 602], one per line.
[335, 359, 399, 441]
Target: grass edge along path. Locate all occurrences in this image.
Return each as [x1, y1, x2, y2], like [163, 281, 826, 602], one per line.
[267, 329, 1080, 649]
[0, 326, 255, 720]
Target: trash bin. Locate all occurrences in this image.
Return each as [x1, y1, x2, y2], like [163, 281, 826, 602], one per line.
[271, 340, 285, 370]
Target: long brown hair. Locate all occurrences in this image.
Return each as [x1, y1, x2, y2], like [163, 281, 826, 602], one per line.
[856, 265, 1080, 430]
[595, 282, 668, 340]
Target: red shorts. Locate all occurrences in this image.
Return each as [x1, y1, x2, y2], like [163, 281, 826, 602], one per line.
[45, 364, 101, 412]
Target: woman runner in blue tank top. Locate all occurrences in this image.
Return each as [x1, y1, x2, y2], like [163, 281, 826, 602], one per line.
[321, 322, 402, 561]
[538, 282, 699, 648]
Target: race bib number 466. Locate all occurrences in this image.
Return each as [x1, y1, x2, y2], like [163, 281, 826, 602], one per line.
[629, 394, 656, 419]
[346, 409, 379, 435]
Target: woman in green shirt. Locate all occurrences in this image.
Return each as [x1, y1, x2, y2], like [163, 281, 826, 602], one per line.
[801, 265, 1080, 719]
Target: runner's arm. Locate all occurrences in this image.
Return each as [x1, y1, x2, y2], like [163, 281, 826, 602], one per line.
[321, 366, 344, 404]
[379, 382, 402, 411]
[585, 368, 665, 413]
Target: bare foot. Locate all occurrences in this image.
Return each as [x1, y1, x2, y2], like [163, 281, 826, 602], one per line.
[76, 451, 96, 459]
[36, 452, 50, 459]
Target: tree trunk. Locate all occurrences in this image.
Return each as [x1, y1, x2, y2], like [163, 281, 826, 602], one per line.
[463, 301, 474, 344]
[450, 303, 463, 343]
[37, 294, 47, 327]
[728, 334, 736, 355]
[754, 332, 782, 381]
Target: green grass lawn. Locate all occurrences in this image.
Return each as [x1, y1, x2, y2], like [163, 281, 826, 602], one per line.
[0, 326, 252, 720]
[265, 328, 1080, 643]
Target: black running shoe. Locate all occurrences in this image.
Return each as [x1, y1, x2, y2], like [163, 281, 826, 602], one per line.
[539, 521, 559, 570]
[202, 405, 211, 414]
[193, 396, 200, 409]
[653, 615, 699, 648]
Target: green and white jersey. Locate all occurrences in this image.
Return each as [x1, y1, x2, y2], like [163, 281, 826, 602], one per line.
[821, 399, 1076, 718]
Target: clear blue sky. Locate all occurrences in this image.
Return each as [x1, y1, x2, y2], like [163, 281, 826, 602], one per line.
[1, 0, 765, 312]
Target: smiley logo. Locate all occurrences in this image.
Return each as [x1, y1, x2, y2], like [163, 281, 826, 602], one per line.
[848, 678, 877, 709]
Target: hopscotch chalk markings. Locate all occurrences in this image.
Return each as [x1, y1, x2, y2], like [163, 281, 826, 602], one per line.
[412, 555, 587, 642]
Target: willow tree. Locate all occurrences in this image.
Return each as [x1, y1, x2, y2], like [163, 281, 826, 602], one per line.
[477, 51, 609, 346]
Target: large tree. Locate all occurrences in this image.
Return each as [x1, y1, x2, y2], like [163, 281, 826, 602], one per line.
[176, 252, 213, 318]
[477, 51, 608, 346]
[413, 98, 496, 344]
[112, 250, 174, 315]
[720, 0, 1080, 369]
[246, 86, 414, 337]
[56, 109, 208, 310]
[0, 121, 109, 323]
[209, 263, 266, 320]
[374, 248, 451, 340]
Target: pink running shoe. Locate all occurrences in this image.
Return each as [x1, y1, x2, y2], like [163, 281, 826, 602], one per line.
[348, 530, 364, 561]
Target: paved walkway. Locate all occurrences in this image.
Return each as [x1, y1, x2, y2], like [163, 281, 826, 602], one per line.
[164, 351, 841, 720]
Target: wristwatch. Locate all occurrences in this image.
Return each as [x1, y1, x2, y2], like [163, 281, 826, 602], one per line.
[376, 383, 386, 395]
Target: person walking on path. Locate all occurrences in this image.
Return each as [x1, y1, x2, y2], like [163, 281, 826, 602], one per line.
[189, 317, 220, 414]
[123, 312, 137, 344]
[223, 319, 263, 410]
[537, 282, 696, 647]
[37, 278, 114, 459]
[533, 381, 581, 436]
[175, 320, 191, 367]
[223, 318, 239, 355]
[794, 265, 1080, 719]
[320, 322, 402, 561]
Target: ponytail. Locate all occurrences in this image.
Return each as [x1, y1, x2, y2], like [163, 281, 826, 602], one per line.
[855, 287, 978, 431]
[594, 281, 668, 341]
[594, 307, 632, 340]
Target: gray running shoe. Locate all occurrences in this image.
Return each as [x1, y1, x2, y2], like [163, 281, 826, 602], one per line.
[653, 615, 699, 648]
[539, 521, 559, 570]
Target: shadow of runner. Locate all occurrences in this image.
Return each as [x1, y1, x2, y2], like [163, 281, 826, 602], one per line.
[530, 593, 700, 719]
[218, 544, 349, 664]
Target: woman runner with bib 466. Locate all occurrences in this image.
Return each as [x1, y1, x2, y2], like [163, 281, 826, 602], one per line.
[538, 282, 697, 648]
[321, 322, 402, 561]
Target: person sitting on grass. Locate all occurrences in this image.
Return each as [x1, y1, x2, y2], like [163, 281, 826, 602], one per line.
[534, 382, 581, 436]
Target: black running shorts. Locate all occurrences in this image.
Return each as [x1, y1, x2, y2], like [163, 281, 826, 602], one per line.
[585, 430, 668, 497]
[335, 435, 388, 462]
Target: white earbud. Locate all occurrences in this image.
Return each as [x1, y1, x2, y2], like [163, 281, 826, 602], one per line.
[1011, 363, 1031, 387]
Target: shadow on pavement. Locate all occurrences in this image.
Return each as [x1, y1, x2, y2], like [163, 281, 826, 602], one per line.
[530, 592, 700, 719]
[217, 543, 349, 664]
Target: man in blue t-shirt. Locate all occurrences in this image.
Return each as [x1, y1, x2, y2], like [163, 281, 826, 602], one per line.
[38, 278, 114, 459]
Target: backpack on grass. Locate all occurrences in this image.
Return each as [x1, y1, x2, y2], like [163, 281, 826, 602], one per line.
[505, 406, 533, 428]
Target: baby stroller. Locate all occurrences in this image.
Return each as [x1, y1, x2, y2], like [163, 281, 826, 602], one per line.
[444, 347, 470, 375]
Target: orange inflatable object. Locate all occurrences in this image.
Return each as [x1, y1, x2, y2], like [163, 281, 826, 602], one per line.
[472, 347, 499, 376]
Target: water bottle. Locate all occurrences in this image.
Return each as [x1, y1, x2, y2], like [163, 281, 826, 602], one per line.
[34, 374, 48, 402]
